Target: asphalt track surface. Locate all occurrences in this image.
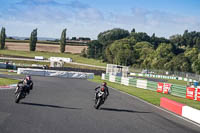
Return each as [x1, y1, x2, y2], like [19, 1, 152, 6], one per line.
[0, 75, 200, 133]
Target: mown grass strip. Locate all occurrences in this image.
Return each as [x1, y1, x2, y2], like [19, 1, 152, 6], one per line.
[0, 59, 105, 71]
[89, 76, 200, 110]
[132, 75, 187, 86]
[167, 79, 187, 86]
[0, 50, 106, 67]
[0, 77, 19, 86]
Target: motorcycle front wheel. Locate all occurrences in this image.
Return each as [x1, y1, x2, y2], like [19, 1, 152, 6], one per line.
[94, 98, 101, 109]
[15, 92, 22, 103]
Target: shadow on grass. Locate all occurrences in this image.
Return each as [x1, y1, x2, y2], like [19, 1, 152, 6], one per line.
[21, 102, 81, 110]
[100, 107, 151, 114]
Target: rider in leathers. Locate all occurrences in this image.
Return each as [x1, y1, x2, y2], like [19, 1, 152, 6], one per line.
[15, 75, 33, 94]
[95, 82, 109, 101]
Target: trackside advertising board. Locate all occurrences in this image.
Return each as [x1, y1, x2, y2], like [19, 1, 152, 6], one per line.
[163, 83, 171, 94]
[157, 83, 171, 94]
[196, 88, 200, 101]
[186, 87, 195, 100]
[157, 83, 163, 93]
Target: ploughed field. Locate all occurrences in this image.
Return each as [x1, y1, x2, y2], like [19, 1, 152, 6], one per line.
[5, 42, 87, 54]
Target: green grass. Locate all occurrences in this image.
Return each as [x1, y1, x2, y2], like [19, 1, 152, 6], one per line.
[64, 63, 105, 71]
[167, 79, 187, 86]
[133, 75, 188, 86]
[89, 76, 200, 110]
[0, 68, 22, 76]
[0, 59, 106, 71]
[0, 77, 19, 86]
[0, 59, 49, 66]
[0, 50, 106, 67]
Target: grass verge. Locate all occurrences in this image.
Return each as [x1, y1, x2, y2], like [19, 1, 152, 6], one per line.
[0, 77, 19, 86]
[0, 50, 106, 67]
[0, 59, 105, 71]
[133, 75, 187, 86]
[167, 79, 187, 86]
[89, 76, 200, 110]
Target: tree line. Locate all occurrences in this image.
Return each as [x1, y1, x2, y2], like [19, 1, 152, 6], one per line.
[0, 27, 67, 53]
[83, 28, 200, 74]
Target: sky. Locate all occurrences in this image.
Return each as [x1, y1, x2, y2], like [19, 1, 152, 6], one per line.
[0, 0, 200, 39]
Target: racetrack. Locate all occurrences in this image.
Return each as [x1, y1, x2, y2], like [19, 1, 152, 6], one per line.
[0, 75, 199, 133]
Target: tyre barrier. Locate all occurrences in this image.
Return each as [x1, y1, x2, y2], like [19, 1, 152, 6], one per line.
[17, 68, 94, 79]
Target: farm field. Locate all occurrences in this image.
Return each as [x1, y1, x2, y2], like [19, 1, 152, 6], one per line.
[5, 42, 87, 54]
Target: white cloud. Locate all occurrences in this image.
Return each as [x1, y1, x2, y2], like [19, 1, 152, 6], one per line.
[110, 8, 200, 38]
[1, 1, 200, 39]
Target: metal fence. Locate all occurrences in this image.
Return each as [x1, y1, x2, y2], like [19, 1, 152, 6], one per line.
[130, 68, 200, 81]
[102, 73, 187, 98]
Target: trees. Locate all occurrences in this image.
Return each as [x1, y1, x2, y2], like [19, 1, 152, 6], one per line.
[165, 53, 191, 72]
[87, 40, 103, 59]
[151, 43, 175, 69]
[29, 29, 37, 51]
[184, 48, 199, 63]
[60, 28, 67, 53]
[131, 32, 150, 42]
[80, 48, 87, 57]
[106, 39, 134, 66]
[0, 27, 6, 49]
[98, 28, 130, 46]
[192, 54, 200, 74]
[133, 41, 154, 68]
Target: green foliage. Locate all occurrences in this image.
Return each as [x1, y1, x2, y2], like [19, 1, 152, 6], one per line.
[170, 30, 200, 48]
[85, 28, 200, 74]
[165, 53, 191, 72]
[0, 27, 6, 49]
[80, 48, 87, 57]
[151, 43, 175, 69]
[98, 28, 130, 46]
[29, 28, 37, 51]
[87, 40, 103, 59]
[133, 41, 154, 68]
[60, 28, 67, 53]
[106, 39, 134, 65]
[184, 48, 199, 63]
[131, 32, 151, 42]
[192, 53, 200, 74]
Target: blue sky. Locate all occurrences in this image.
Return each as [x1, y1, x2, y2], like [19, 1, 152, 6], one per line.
[0, 0, 200, 39]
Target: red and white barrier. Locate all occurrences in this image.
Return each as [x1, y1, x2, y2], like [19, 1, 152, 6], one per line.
[0, 84, 17, 90]
[182, 106, 200, 124]
[160, 97, 200, 124]
[160, 97, 184, 115]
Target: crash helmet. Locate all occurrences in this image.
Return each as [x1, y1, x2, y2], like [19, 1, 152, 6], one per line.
[25, 75, 31, 81]
[102, 82, 107, 86]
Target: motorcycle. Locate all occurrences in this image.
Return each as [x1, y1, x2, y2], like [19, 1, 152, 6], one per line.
[94, 89, 106, 109]
[15, 84, 27, 103]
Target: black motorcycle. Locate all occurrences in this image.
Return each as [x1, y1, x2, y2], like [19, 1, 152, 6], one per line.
[15, 84, 28, 103]
[94, 90, 105, 109]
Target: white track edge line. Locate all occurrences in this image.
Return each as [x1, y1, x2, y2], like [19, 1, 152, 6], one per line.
[109, 86, 200, 128]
